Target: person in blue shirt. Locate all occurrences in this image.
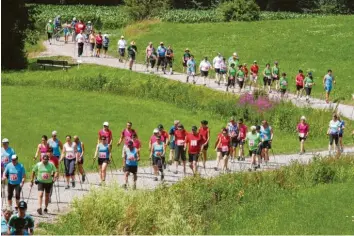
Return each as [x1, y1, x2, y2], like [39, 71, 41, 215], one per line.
[322, 69, 336, 104]
[1, 138, 16, 172]
[2, 155, 26, 210]
[156, 42, 167, 73]
[123, 140, 139, 190]
[338, 116, 345, 153]
[47, 131, 63, 169]
[102, 34, 110, 58]
[1, 207, 13, 235]
[71, 17, 77, 42]
[150, 136, 165, 181]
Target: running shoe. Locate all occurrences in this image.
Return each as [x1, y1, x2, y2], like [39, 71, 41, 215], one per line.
[154, 177, 158, 181]
[37, 208, 42, 215]
[71, 181, 75, 188]
[65, 185, 70, 189]
[44, 208, 48, 214]
[82, 174, 86, 182]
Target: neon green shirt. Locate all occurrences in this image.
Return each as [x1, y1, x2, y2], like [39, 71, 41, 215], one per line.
[46, 23, 54, 33]
[279, 77, 288, 89]
[272, 66, 279, 75]
[236, 70, 245, 78]
[32, 162, 56, 183]
[263, 68, 271, 76]
[229, 67, 237, 76]
[246, 132, 261, 151]
[304, 77, 314, 88]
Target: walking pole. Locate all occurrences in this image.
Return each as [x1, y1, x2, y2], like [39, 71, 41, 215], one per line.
[26, 185, 33, 204]
[1, 183, 5, 207]
[53, 180, 60, 212]
[21, 188, 25, 201]
[57, 178, 60, 203]
[76, 164, 84, 191]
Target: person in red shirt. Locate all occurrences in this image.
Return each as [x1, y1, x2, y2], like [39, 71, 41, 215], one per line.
[237, 119, 248, 161]
[185, 126, 204, 174]
[149, 128, 164, 151]
[132, 134, 141, 156]
[117, 121, 138, 166]
[95, 32, 103, 58]
[174, 123, 187, 174]
[250, 60, 259, 87]
[75, 20, 86, 34]
[295, 69, 305, 99]
[198, 120, 210, 169]
[98, 121, 113, 146]
[215, 128, 231, 172]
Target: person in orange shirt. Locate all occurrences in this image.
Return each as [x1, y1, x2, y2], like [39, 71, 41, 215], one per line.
[242, 63, 249, 89]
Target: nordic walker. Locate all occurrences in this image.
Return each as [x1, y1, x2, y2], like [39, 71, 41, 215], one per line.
[198, 120, 210, 169]
[237, 119, 248, 161]
[199, 57, 212, 86]
[48, 131, 62, 169]
[174, 123, 187, 174]
[34, 135, 49, 161]
[118, 36, 127, 62]
[145, 42, 154, 72]
[98, 121, 113, 146]
[168, 120, 179, 165]
[127, 41, 137, 70]
[156, 42, 167, 73]
[279, 72, 288, 98]
[219, 57, 227, 85]
[88, 31, 96, 57]
[228, 52, 239, 67]
[74, 136, 86, 182]
[63, 21, 70, 43]
[102, 34, 110, 58]
[246, 126, 262, 171]
[263, 63, 272, 92]
[150, 136, 165, 181]
[226, 63, 236, 92]
[182, 48, 191, 73]
[60, 135, 78, 189]
[260, 120, 273, 165]
[304, 72, 315, 102]
[7, 201, 34, 235]
[227, 117, 239, 162]
[71, 17, 77, 42]
[123, 140, 140, 189]
[165, 45, 174, 75]
[250, 60, 259, 87]
[1, 138, 16, 172]
[186, 55, 197, 83]
[323, 69, 336, 103]
[327, 114, 341, 155]
[215, 128, 231, 172]
[94, 136, 112, 185]
[76, 30, 85, 57]
[185, 126, 204, 174]
[117, 122, 138, 165]
[31, 154, 58, 215]
[297, 116, 309, 155]
[95, 32, 103, 57]
[272, 61, 280, 90]
[236, 65, 245, 92]
[213, 53, 223, 84]
[295, 69, 305, 99]
[46, 20, 54, 45]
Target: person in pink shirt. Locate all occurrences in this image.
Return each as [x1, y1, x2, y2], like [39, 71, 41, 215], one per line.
[117, 122, 138, 166]
[98, 121, 113, 146]
[149, 129, 165, 151]
[295, 69, 305, 99]
[237, 119, 248, 161]
[132, 133, 141, 156]
[296, 116, 309, 155]
[95, 32, 103, 57]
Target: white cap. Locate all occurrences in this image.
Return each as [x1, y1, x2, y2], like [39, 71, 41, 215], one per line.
[73, 17, 76, 20]
[104, 34, 108, 38]
[103, 121, 109, 126]
[251, 126, 257, 131]
[153, 128, 159, 133]
[49, 20, 52, 23]
[52, 131, 57, 135]
[174, 120, 180, 125]
[88, 21, 91, 23]
[121, 35, 124, 39]
[300, 116, 306, 120]
[2, 138, 9, 143]
[11, 155, 18, 160]
[233, 52, 237, 56]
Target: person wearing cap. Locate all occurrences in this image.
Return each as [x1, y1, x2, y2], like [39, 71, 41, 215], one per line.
[95, 32, 103, 57]
[215, 128, 231, 172]
[48, 131, 63, 169]
[185, 126, 204, 174]
[199, 57, 212, 86]
[31, 154, 58, 215]
[1, 138, 16, 171]
[174, 124, 187, 174]
[213, 53, 223, 84]
[279, 72, 288, 98]
[304, 71, 315, 102]
[260, 120, 273, 165]
[156, 42, 167, 73]
[263, 63, 272, 92]
[149, 129, 163, 151]
[145, 42, 155, 71]
[272, 61, 280, 90]
[323, 69, 336, 104]
[118, 36, 127, 63]
[168, 120, 180, 164]
[245, 126, 262, 171]
[165, 45, 174, 75]
[34, 135, 49, 161]
[150, 136, 165, 181]
[102, 34, 110, 58]
[117, 122, 138, 166]
[93, 135, 112, 185]
[198, 120, 210, 169]
[1, 207, 13, 234]
[71, 17, 78, 42]
[127, 41, 137, 70]
[236, 65, 245, 92]
[74, 136, 86, 182]
[186, 55, 197, 84]
[250, 60, 259, 87]
[297, 116, 309, 155]
[327, 114, 341, 156]
[123, 140, 140, 189]
[98, 121, 113, 146]
[7, 201, 34, 235]
[226, 117, 239, 162]
[88, 30, 96, 56]
[45, 19, 54, 45]
[228, 52, 239, 67]
[226, 63, 237, 92]
[2, 155, 26, 210]
[295, 69, 305, 99]
[237, 118, 248, 161]
[60, 135, 78, 189]
[182, 48, 191, 73]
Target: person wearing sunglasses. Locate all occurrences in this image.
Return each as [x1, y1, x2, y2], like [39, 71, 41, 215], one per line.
[34, 135, 49, 161]
[2, 155, 26, 210]
[94, 136, 112, 185]
[48, 131, 63, 169]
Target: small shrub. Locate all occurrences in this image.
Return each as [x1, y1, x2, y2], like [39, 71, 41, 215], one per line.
[216, 0, 260, 22]
[124, 0, 172, 21]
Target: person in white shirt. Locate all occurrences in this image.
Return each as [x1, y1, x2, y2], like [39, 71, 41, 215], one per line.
[199, 57, 212, 86]
[117, 35, 127, 62]
[213, 53, 223, 83]
[75, 30, 85, 57]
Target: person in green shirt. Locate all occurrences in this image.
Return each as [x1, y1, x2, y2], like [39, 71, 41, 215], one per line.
[279, 72, 288, 98]
[226, 63, 237, 92]
[246, 126, 262, 171]
[236, 65, 245, 92]
[272, 61, 280, 90]
[182, 48, 191, 73]
[45, 20, 55, 45]
[304, 72, 315, 102]
[30, 154, 58, 215]
[263, 63, 272, 92]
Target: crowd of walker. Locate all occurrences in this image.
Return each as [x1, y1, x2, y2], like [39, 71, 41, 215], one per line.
[46, 17, 337, 103]
[1, 113, 350, 234]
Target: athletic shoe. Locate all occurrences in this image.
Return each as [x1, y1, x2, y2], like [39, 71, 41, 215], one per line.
[248, 168, 252, 172]
[237, 157, 241, 161]
[44, 208, 48, 214]
[214, 167, 218, 171]
[65, 185, 70, 189]
[154, 177, 158, 181]
[203, 84, 206, 86]
[122, 184, 127, 189]
[186, 77, 189, 83]
[71, 181, 75, 188]
[193, 80, 196, 84]
[218, 81, 220, 86]
[82, 174, 86, 182]
[241, 157, 245, 161]
[173, 171, 178, 175]
[163, 163, 166, 169]
[161, 174, 164, 181]
[37, 208, 42, 215]
[132, 183, 136, 190]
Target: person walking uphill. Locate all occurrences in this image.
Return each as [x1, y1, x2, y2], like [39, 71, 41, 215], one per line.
[93, 136, 112, 186]
[75, 30, 85, 57]
[48, 131, 62, 169]
[46, 20, 54, 45]
[95, 32, 103, 58]
[102, 34, 110, 58]
[1, 138, 16, 173]
[150, 136, 165, 181]
[157, 42, 167, 73]
[174, 123, 187, 174]
[323, 69, 336, 103]
[118, 36, 127, 63]
[297, 116, 309, 155]
[7, 201, 34, 235]
[123, 140, 140, 189]
[60, 135, 78, 189]
[127, 41, 137, 70]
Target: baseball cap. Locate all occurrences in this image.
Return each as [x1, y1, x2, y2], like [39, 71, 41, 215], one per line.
[233, 52, 237, 56]
[49, 20, 52, 23]
[2, 138, 9, 143]
[160, 42, 164, 45]
[103, 121, 109, 126]
[274, 61, 278, 64]
[19, 201, 27, 209]
[251, 126, 256, 131]
[253, 60, 257, 63]
[52, 131, 57, 136]
[185, 48, 189, 51]
[158, 124, 164, 129]
[153, 128, 159, 133]
[121, 35, 124, 39]
[104, 34, 108, 38]
[300, 116, 306, 120]
[11, 155, 18, 160]
[88, 21, 91, 23]
[191, 126, 198, 131]
[174, 120, 180, 125]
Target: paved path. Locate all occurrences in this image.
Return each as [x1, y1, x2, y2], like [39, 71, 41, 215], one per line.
[39, 40, 354, 120]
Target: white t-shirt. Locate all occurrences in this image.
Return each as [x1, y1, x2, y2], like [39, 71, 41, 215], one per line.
[64, 142, 76, 159]
[118, 39, 127, 49]
[199, 60, 211, 71]
[213, 56, 222, 69]
[76, 33, 85, 43]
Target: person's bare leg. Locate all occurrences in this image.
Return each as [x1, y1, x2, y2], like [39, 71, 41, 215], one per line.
[38, 191, 43, 209]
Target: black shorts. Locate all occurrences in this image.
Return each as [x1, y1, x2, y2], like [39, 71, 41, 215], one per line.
[262, 141, 272, 149]
[152, 157, 163, 167]
[272, 76, 279, 81]
[183, 60, 188, 67]
[231, 138, 239, 147]
[157, 56, 166, 66]
[78, 156, 84, 165]
[305, 87, 312, 95]
[7, 184, 21, 200]
[237, 79, 244, 89]
[215, 68, 221, 74]
[129, 54, 136, 61]
[47, 32, 52, 39]
[329, 134, 339, 145]
[119, 48, 125, 56]
[166, 57, 173, 67]
[296, 85, 304, 91]
[124, 165, 137, 174]
[38, 182, 53, 193]
[228, 77, 236, 87]
[150, 59, 156, 68]
[218, 150, 229, 157]
[96, 44, 102, 49]
[103, 46, 108, 51]
[280, 89, 286, 95]
[174, 145, 186, 162]
[188, 153, 199, 162]
[249, 149, 260, 156]
[339, 133, 343, 138]
[98, 159, 109, 165]
[201, 70, 209, 77]
[263, 77, 272, 86]
[203, 143, 209, 150]
[299, 136, 307, 141]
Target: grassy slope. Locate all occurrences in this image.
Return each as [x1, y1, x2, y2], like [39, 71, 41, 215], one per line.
[106, 16, 354, 103]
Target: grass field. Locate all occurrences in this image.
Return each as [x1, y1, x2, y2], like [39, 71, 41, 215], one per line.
[104, 15, 354, 103]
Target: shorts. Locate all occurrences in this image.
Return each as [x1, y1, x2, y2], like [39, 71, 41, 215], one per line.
[249, 149, 260, 156]
[152, 156, 163, 167]
[215, 68, 221, 74]
[280, 89, 286, 95]
[47, 32, 52, 39]
[296, 85, 303, 91]
[50, 156, 59, 168]
[90, 43, 95, 51]
[119, 48, 125, 56]
[166, 58, 173, 67]
[64, 158, 76, 176]
[124, 165, 137, 174]
[182, 60, 188, 67]
[188, 153, 199, 162]
[272, 76, 279, 81]
[103, 46, 108, 51]
[325, 85, 332, 93]
[305, 87, 312, 95]
[237, 79, 244, 89]
[329, 134, 339, 145]
[38, 182, 53, 193]
[339, 133, 343, 138]
[129, 54, 136, 61]
[203, 143, 209, 150]
[227, 77, 236, 87]
[231, 138, 239, 147]
[78, 156, 84, 165]
[299, 136, 307, 141]
[157, 56, 166, 66]
[7, 184, 21, 200]
[201, 70, 209, 77]
[262, 141, 272, 150]
[220, 70, 227, 75]
[150, 59, 156, 68]
[98, 158, 109, 165]
[217, 150, 229, 157]
[263, 77, 272, 86]
[174, 145, 186, 162]
[96, 44, 102, 49]
[250, 74, 258, 82]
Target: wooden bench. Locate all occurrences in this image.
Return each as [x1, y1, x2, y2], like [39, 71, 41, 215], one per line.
[37, 59, 71, 71]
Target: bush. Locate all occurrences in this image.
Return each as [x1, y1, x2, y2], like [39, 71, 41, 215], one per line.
[155, 9, 222, 23]
[123, 0, 172, 21]
[216, 0, 260, 22]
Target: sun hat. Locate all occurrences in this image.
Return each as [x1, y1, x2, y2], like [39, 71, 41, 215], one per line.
[160, 42, 164, 45]
[153, 128, 159, 133]
[121, 35, 124, 39]
[251, 126, 256, 131]
[88, 21, 91, 23]
[253, 60, 257, 63]
[49, 20, 52, 23]
[300, 116, 306, 120]
[2, 138, 9, 143]
[185, 48, 189, 51]
[52, 131, 57, 136]
[174, 120, 180, 125]
[233, 52, 237, 56]
[103, 121, 109, 126]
